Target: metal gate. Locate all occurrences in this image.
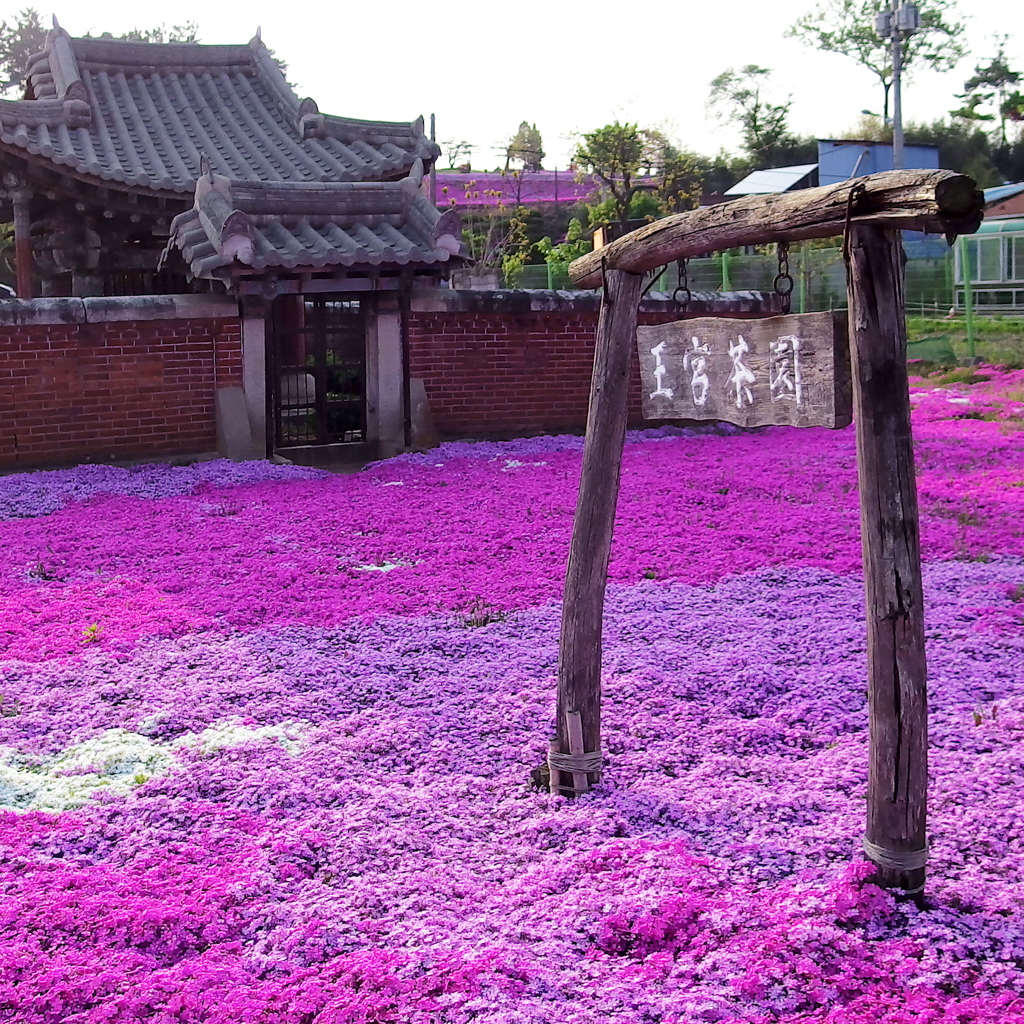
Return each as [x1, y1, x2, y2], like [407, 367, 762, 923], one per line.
[270, 295, 367, 449]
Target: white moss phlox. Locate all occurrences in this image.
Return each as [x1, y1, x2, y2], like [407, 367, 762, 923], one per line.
[0, 729, 172, 812]
[0, 718, 309, 813]
[173, 718, 307, 756]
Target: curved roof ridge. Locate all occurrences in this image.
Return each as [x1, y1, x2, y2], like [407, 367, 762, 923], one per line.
[247, 33, 299, 121]
[47, 21, 86, 102]
[23, 19, 86, 104]
[70, 37, 254, 70]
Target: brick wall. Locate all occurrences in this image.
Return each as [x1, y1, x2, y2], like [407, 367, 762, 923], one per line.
[0, 289, 778, 468]
[408, 290, 777, 438]
[0, 296, 242, 467]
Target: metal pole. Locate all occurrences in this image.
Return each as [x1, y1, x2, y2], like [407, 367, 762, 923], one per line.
[429, 114, 437, 206]
[891, 19, 904, 170]
[958, 235, 976, 360]
[797, 242, 808, 314]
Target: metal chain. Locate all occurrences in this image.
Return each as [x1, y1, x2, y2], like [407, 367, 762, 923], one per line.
[773, 241, 794, 315]
[673, 258, 691, 314]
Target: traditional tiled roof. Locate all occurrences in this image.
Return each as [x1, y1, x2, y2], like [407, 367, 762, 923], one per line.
[164, 161, 465, 284]
[0, 20, 438, 195]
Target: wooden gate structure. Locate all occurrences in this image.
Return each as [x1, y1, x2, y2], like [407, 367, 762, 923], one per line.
[548, 169, 984, 897]
[269, 296, 369, 451]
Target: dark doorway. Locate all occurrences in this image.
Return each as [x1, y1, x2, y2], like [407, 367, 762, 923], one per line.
[270, 295, 367, 449]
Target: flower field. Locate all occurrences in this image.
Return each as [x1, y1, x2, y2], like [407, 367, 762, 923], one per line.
[2, 368, 1024, 1023]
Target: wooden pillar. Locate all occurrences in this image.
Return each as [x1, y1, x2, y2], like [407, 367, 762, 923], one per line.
[12, 191, 32, 299]
[553, 268, 644, 795]
[846, 225, 928, 897]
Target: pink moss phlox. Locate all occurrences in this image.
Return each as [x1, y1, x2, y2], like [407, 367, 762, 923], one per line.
[2, 368, 1024, 1020]
[0, 369, 1020, 661]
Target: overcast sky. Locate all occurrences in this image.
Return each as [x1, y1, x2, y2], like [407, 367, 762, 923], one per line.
[49, 0, 1024, 169]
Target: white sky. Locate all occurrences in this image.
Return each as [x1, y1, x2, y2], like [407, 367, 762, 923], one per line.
[43, 0, 1024, 169]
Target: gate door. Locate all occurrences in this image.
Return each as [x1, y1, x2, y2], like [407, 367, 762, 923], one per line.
[271, 296, 367, 448]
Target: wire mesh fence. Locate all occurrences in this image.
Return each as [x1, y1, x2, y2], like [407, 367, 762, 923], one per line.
[512, 248, 1024, 365]
[516, 248, 961, 315]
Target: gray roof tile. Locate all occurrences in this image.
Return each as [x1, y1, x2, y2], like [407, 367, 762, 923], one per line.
[1, 25, 438, 195]
[164, 166, 467, 283]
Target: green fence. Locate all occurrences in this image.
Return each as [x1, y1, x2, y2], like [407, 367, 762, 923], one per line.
[504, 253, 1024, 366]
[510, 249, 1024, 366]
[516, 247, 960, 315]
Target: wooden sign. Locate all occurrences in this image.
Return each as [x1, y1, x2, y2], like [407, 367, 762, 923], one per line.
[636, 311, 852, 429]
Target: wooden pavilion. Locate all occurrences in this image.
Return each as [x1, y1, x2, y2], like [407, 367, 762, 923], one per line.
[0, 20, 466, 460]
[0, 20, 462, 298]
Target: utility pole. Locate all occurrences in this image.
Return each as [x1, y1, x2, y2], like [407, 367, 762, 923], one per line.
[430, 113, 437, 206]
[875, 2, 920, 170]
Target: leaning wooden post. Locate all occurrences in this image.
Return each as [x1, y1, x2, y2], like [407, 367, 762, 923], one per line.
[846, 224, 928, 897]
[552, 268, 644, 796]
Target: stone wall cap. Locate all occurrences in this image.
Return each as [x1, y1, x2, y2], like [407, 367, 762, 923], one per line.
[0, 297, 85, 325]
[409, 287, 776, 315]
[0, 294, 240, 327]
[83, 294, 239, 321]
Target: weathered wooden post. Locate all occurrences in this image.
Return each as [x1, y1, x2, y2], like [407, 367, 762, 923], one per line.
[11, 189, 32, 299]
[551, 268, 643, 795]
[846, 224, 928, 897]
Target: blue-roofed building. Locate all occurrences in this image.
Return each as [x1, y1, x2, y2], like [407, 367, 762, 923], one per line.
[723, 141, 940, 198]
[816, 140, 939, 185]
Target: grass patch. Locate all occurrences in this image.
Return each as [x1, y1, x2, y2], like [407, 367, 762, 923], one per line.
[918, 367, 994, 388]
[907, 316, 1024, 368]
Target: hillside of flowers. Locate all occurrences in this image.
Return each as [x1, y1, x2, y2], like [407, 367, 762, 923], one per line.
[2, 366, 1024, 1022]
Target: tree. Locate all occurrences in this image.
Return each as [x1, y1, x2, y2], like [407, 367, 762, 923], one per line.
[903, 118, 1002, 186]
[638, 130, 702, 214]
[707, 66, 796, 166]
[574, 122, 702, 236]
[505, 122, 544, 172]
[787, 0, 967, 121]
[954, 40, 1022, 145]
[0, 10, 199, 97]
[574, 122, 649, 235]
[536, 217, 591, 268]
[442, 140, 474, 171]
[0, 8, 44, 94]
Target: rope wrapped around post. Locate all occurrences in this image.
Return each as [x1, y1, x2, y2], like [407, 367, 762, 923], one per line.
[547, 750, 604, 774]
[862, 838, 929, 874]
[548, 710, 604, 797]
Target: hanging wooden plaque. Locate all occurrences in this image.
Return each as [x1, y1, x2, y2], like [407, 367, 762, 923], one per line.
[636, 311, 852, 429]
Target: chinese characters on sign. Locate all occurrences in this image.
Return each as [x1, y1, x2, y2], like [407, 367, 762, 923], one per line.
[636, 312, 851, 429]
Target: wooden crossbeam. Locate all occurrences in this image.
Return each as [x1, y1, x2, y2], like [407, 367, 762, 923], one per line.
[569, 169, 982, 289]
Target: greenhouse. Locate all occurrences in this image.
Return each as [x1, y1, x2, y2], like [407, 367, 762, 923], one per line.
[955, 218, 1024, 310]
